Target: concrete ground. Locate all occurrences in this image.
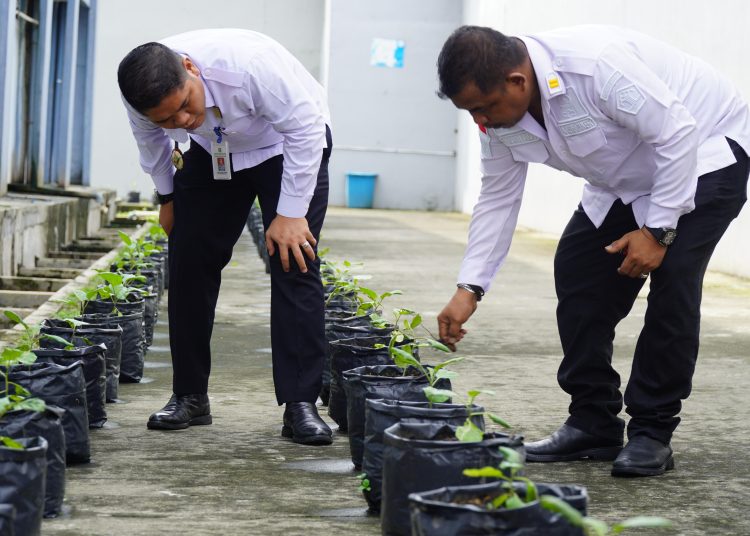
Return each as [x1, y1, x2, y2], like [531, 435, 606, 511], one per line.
[43, 207, 750, 536]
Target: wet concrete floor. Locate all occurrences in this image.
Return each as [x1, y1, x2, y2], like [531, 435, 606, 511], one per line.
[43, 207, 750, 535]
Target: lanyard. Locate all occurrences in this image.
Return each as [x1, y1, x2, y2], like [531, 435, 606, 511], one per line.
[211, 107, 225, 144]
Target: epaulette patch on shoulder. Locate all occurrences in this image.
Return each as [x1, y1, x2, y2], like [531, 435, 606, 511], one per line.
[615, 84, 646, 115]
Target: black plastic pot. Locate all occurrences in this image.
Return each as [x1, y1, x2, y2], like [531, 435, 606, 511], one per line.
[321, 314, 392, 405]
[33, 344, 107, 429]
[327, 336, 395, 432]
[361, 399, 485, 513]
[0, 407, 66, 518]
[10, 362, 90, 464]
[409, 481, 588, 535]
[0, 504, 14, 536]
[0, 436, 48, 536]
[381, 422, 525, 536]
[324, 292, 358, 314]
[342, 365, 451, 470]
[39, 318, 123, 402]
[76, 312, 144, 383]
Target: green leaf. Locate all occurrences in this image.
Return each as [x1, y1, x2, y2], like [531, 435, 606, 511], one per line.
[505, 495, 526, 510]
[456, 420, 484, 442]
[432, 355, 464, 372]
[612, 517, 673, 532]
[390, 346, 421, 371]
[380, 290, 402, 299]
[425, 338, 452, 354]
[118, 230, 133, 246]
[0, 347, 23, 365]
[487, 413, 511, 429]
[498, 446, 523, 465]
[435, 369, 457, 381]
[14, 397, 46, 412]
[463, 466, 505, 479]
[583, 518, 609, 536]
[359, 287, 378, 301]
[423, 386, 456, 404]
[539, 495, 584, 528]
[0, 436, 24, 450]
[516, 477, 537, 502]
[410, 314, 422, 329]
[97, 272, 123, 287]
[17, 351, 37, 365]
[3, 310, 26, 329]
[41, 333, 74, 348]
[73, 290, 89, 303]
[490, 492, 511, 510]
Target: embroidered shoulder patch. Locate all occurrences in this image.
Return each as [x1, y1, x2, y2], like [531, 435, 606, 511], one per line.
[498, 130, 538, 147]
[559, 117, 597, 137]
[600, 71, 623, 101]
[615, 84, 646, 115]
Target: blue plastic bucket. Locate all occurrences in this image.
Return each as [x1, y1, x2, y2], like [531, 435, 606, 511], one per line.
[346, 173, 377, 208]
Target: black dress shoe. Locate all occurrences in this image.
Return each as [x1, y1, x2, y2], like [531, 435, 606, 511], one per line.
[147, 394, 212, 430]
[611, 435, 674, 477]
[525, 424, 623, 462]
[282, 402, 333, 445]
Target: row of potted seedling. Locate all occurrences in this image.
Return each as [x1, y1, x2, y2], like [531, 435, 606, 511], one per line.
[315, 253, 671, 536]
[0, 224, 168, 536]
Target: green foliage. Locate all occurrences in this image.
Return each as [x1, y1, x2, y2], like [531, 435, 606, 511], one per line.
[356, 473, 372, 492]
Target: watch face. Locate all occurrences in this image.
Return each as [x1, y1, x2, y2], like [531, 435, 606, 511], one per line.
[662, 229, 677, 246]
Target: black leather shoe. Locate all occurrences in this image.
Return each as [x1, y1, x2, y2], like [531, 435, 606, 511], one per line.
[282, 402, 333, 445]
[147, 394, 212, 430]
[611, 435, 674, 477]
[525, 424, 623, 462]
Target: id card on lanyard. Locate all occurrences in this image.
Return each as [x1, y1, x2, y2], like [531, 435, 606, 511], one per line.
[211, 108, 232, 180]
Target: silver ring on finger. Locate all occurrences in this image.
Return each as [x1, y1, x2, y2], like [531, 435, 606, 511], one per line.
[301, 241, 311, 249]
[639, 272, 649, 279]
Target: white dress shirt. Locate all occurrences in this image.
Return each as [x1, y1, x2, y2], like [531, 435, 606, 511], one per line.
[459, 25, 750, 291]
[123, 28, 331, 218]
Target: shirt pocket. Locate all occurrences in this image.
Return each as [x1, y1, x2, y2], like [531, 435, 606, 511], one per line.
[508, 141, 550, 163]
[563, 126, 607, 157]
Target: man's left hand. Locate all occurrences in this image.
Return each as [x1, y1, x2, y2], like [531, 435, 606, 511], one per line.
[266, 215, 317, 273]
[604, 227, 667, 278]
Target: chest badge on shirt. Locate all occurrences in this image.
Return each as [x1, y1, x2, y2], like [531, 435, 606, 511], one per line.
[546, 72, 564, 96]
[615, 84, 646, 115]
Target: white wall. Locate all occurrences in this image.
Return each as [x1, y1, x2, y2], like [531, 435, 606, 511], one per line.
[459, 0, 750, 277]
[90, 0, 324, 200]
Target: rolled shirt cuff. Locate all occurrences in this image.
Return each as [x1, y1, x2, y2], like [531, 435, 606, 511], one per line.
[276, 193, 312, 218]
[152, 169, 176, 196]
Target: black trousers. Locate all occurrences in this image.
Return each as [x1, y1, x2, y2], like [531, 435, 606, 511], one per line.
[554, 139, 748, 444]
[168, 127, 332, 404]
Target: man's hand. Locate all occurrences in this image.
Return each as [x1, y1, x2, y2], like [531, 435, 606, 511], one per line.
[604, 227, 667, 278]
[159, 201, 174, 236]
[266, 215, 317, 273]
[437, 288, 478, 351]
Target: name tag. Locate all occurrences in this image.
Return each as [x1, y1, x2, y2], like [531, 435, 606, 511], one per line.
[211, 140, 232, 181]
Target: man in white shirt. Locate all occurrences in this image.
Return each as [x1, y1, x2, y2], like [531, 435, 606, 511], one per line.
[118, 29, 333, 445]
[436, 25, 749, 476]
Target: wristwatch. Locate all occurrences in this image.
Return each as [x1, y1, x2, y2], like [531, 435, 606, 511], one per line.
[457, 283, 485, 302]
[645, 226, 677, 247]
[155, 190, 174, 205]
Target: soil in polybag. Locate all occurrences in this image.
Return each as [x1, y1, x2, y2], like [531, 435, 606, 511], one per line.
[33, 344, 107, 428]
[342, 364, 452, 471]
[408, 481, 588, 536]
[10, 362, 90, 464]
[327, 335, 395, 432]
[76, 312, 144, 383]
[40, 319, 123, 402]
[0, 407, 66, 518]
[0, 436, 48, 536]
[381, 421, 525, 536]
[361, 398, 486, 513]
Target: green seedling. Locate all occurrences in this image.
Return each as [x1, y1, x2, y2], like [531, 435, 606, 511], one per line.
[463, 447, 672, 535]
[356, 472, 371, 492]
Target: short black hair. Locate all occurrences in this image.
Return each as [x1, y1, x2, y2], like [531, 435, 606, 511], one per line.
[437, 25, 525, 99]
[118, 42, 187, 113]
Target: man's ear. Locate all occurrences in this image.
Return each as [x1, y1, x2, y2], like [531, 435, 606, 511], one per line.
[505, 71, 528, 91]
[183, 56, 200, 77]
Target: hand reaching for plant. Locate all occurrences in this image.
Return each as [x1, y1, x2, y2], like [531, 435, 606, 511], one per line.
[266, 214, 317, 273]
[437, 289, 476, 351]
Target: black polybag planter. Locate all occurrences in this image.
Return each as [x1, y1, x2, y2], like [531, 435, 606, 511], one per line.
[0, 504, 14, 536]
[381, 422, 525, 536]
[342, 365, 452, 471]
[361, 399, 485, 513]
[0, 407, 66, 518]
[10, 362, 90, 464]
[408, 481, 588, 536]
[325, 292, 358, 314]
[39, 318, 123, 402]
[321, 315, 392, 405]
[76, 311, 144, 383]
[327, 336, 395, 432]
[33, 345, 107, 428]
[0, 436, 48, 536]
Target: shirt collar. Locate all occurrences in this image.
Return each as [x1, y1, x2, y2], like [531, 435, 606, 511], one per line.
[519, 35, 567, 101]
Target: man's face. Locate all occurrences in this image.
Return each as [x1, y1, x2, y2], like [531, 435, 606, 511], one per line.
[144, 57, 206, 131]
[450, 77, 531, 130]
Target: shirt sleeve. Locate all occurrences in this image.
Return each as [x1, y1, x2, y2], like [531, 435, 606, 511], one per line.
[457, 130, 528, 292]
[121, 95, 176, 195]
[243, 48, 327, 218]
[593, 44, 699, 229]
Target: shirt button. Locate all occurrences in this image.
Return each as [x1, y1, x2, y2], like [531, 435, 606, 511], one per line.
[204, 68, 212, 76]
